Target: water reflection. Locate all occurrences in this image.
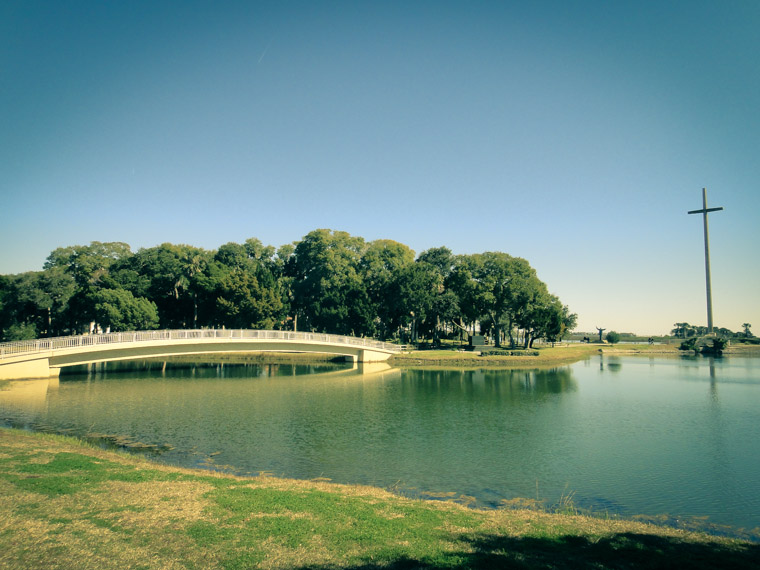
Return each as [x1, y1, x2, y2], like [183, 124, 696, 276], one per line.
[605, 356, 623, 373]
[64, 358, 358, 379]
[0, 377, 57, 411]
[403, 368, 576, 400]
[597, 354, 623, 373]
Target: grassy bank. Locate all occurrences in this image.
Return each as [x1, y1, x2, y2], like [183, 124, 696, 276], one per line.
[391, 342, 760, 369]
[162, 351, 351, 364]
[1, 428, 757, 569]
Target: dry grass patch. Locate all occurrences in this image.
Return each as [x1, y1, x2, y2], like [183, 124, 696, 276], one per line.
[87, 479, 214, 527]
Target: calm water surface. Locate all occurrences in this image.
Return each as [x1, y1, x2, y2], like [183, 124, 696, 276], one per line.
[2, 355, 759, 534]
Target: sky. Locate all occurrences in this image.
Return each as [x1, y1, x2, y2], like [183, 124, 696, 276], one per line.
[2, 0, 758, 336]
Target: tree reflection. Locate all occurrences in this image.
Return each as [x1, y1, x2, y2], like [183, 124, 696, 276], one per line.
[402, 367, 577, 402]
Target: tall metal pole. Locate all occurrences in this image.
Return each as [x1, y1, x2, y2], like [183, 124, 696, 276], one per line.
[688, 188, 724, 334]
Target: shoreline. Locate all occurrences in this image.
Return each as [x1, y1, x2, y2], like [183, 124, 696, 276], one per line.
[389, 342, 760, 369]
[1, 427, 757, 569]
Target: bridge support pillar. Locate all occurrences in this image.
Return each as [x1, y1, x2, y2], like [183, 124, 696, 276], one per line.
[357, 349, 391, 363]
[0, 358, 58, 381]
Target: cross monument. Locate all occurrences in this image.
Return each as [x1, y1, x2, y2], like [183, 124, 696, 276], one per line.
[687, 188, 724, 334]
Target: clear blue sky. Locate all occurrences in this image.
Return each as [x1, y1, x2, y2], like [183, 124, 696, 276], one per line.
[2, 1, 758, 335]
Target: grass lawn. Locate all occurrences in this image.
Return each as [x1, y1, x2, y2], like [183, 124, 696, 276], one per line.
[1, 428, 758, 569]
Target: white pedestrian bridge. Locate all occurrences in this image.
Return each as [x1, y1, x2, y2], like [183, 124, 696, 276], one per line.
[0, 329, 403, 380]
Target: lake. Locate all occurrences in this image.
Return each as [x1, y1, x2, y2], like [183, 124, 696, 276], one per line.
[1, 354, 758, 536]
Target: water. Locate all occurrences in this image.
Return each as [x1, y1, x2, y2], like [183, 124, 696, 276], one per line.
[1, 355, 759, 536]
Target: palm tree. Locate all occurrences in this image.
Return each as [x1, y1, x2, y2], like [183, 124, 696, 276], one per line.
[743, 323, 752, 338]
[672, 323, 690, 338]
[180, 249, 207, 329]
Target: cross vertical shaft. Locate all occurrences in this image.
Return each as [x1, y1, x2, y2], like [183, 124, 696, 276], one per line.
[687, 188, 724, 334]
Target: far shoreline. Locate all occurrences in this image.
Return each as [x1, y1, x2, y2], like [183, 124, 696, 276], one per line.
[389, 341, 760, 369]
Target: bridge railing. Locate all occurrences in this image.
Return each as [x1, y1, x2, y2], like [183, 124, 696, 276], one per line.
[0, 329, 403, 359]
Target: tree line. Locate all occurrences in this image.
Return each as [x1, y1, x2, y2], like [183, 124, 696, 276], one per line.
[0, 229, 577, 347]
[671, 322, 754, 340]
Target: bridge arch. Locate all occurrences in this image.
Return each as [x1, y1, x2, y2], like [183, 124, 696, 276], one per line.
[0, 329, 402, 380]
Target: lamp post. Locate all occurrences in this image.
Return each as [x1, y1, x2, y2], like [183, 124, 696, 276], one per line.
[687, 188, 723, 334]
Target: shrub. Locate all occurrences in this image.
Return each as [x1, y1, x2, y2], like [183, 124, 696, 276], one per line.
[3, 322, 38, 341]
[480, 349, 539, 357]
[605, 331, 620, 344]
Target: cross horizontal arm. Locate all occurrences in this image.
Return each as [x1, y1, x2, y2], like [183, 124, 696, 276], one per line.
[688, 207, 724, 215]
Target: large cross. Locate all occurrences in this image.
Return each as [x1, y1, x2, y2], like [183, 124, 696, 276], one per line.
[688, 188, 724, 334]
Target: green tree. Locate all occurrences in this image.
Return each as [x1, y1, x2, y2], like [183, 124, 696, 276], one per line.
[359, 239, 415, 339]
[44, 241, 133, 287]
[0, 275, 10, 339]
[390, 262, 442, 342]
[451, 252, 541, 347]
[286, 229, 372, 335]
[7, 272, 56, 336]
[606, 331, 621, 344]
[274, 243, 296, 329]
[42, 242, 134, 333]
[523, 295, 577, 347]
[671, 323, 692, 338]
[513, 281, 553, 348]
[3, 322, 38, 341]
[416, 246, 455, 279]
[123, 244, 211, 328]
[417, 247, 460, 343]
[213, 268, 283, 329]
[212, 239, 285, 329]
[35, 267, 76, 336]
[91, 289, 159, 332]
[743, 323, 752, 338]
[0, 269, 76, 338]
